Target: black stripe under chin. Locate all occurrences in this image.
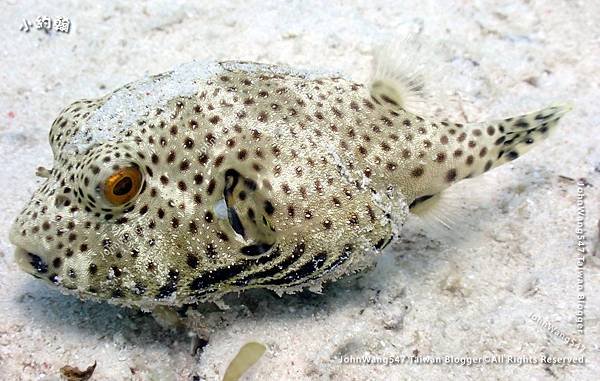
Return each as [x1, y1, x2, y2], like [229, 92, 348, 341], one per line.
[190, 246, 280, 294]
[278, 244, 353, 287]
[261, 251, 328, 286]
[233, 246, 304, 286]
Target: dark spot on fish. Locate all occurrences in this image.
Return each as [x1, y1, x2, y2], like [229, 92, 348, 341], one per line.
[28, 253, 47, 273]
[446, 169, 457, 182]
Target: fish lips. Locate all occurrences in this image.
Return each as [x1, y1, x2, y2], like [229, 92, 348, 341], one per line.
[13, 246, 47, 278]
[9, 223, 49, 278]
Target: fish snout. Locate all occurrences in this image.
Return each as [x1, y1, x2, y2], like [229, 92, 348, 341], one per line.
[9, 223, 48, 277]
[13, 247, 49, 277]
[9, 205, 59, 278]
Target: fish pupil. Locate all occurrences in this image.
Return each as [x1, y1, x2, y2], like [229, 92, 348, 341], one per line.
[113, 177, 133, 195]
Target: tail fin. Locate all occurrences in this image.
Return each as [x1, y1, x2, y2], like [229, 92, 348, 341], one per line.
[489, 103, 572, 169]
[407, 103, 570, 216]
[408, 103, 571, 236]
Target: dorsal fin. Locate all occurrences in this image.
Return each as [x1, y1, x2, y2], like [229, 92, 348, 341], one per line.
[370, 43, 426, 114]
[369, 35, 445, 118]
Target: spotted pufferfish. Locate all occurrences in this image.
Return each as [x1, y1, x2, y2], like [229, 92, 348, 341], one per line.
[9, 53, 569, 311]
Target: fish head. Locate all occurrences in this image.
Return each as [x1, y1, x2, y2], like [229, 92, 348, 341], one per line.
[9, 97, 173, 301]
[8, 74, 292, 305]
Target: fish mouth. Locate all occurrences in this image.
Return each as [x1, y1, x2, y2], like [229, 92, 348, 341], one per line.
[9, 222, 49, 277]
[13, 247, 47, 277]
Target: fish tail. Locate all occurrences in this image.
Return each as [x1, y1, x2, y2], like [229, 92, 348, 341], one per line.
[487, 103, 572, 170]
[408, 103, 571, 224]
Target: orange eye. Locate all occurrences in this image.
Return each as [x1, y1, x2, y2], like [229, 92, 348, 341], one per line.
[103, 166, 142, 205]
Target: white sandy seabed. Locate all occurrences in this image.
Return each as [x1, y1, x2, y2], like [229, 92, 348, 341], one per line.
[0, 1, 599, 380]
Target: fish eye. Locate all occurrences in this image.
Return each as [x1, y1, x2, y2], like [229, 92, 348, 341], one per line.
[102, 166, 142, 205]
